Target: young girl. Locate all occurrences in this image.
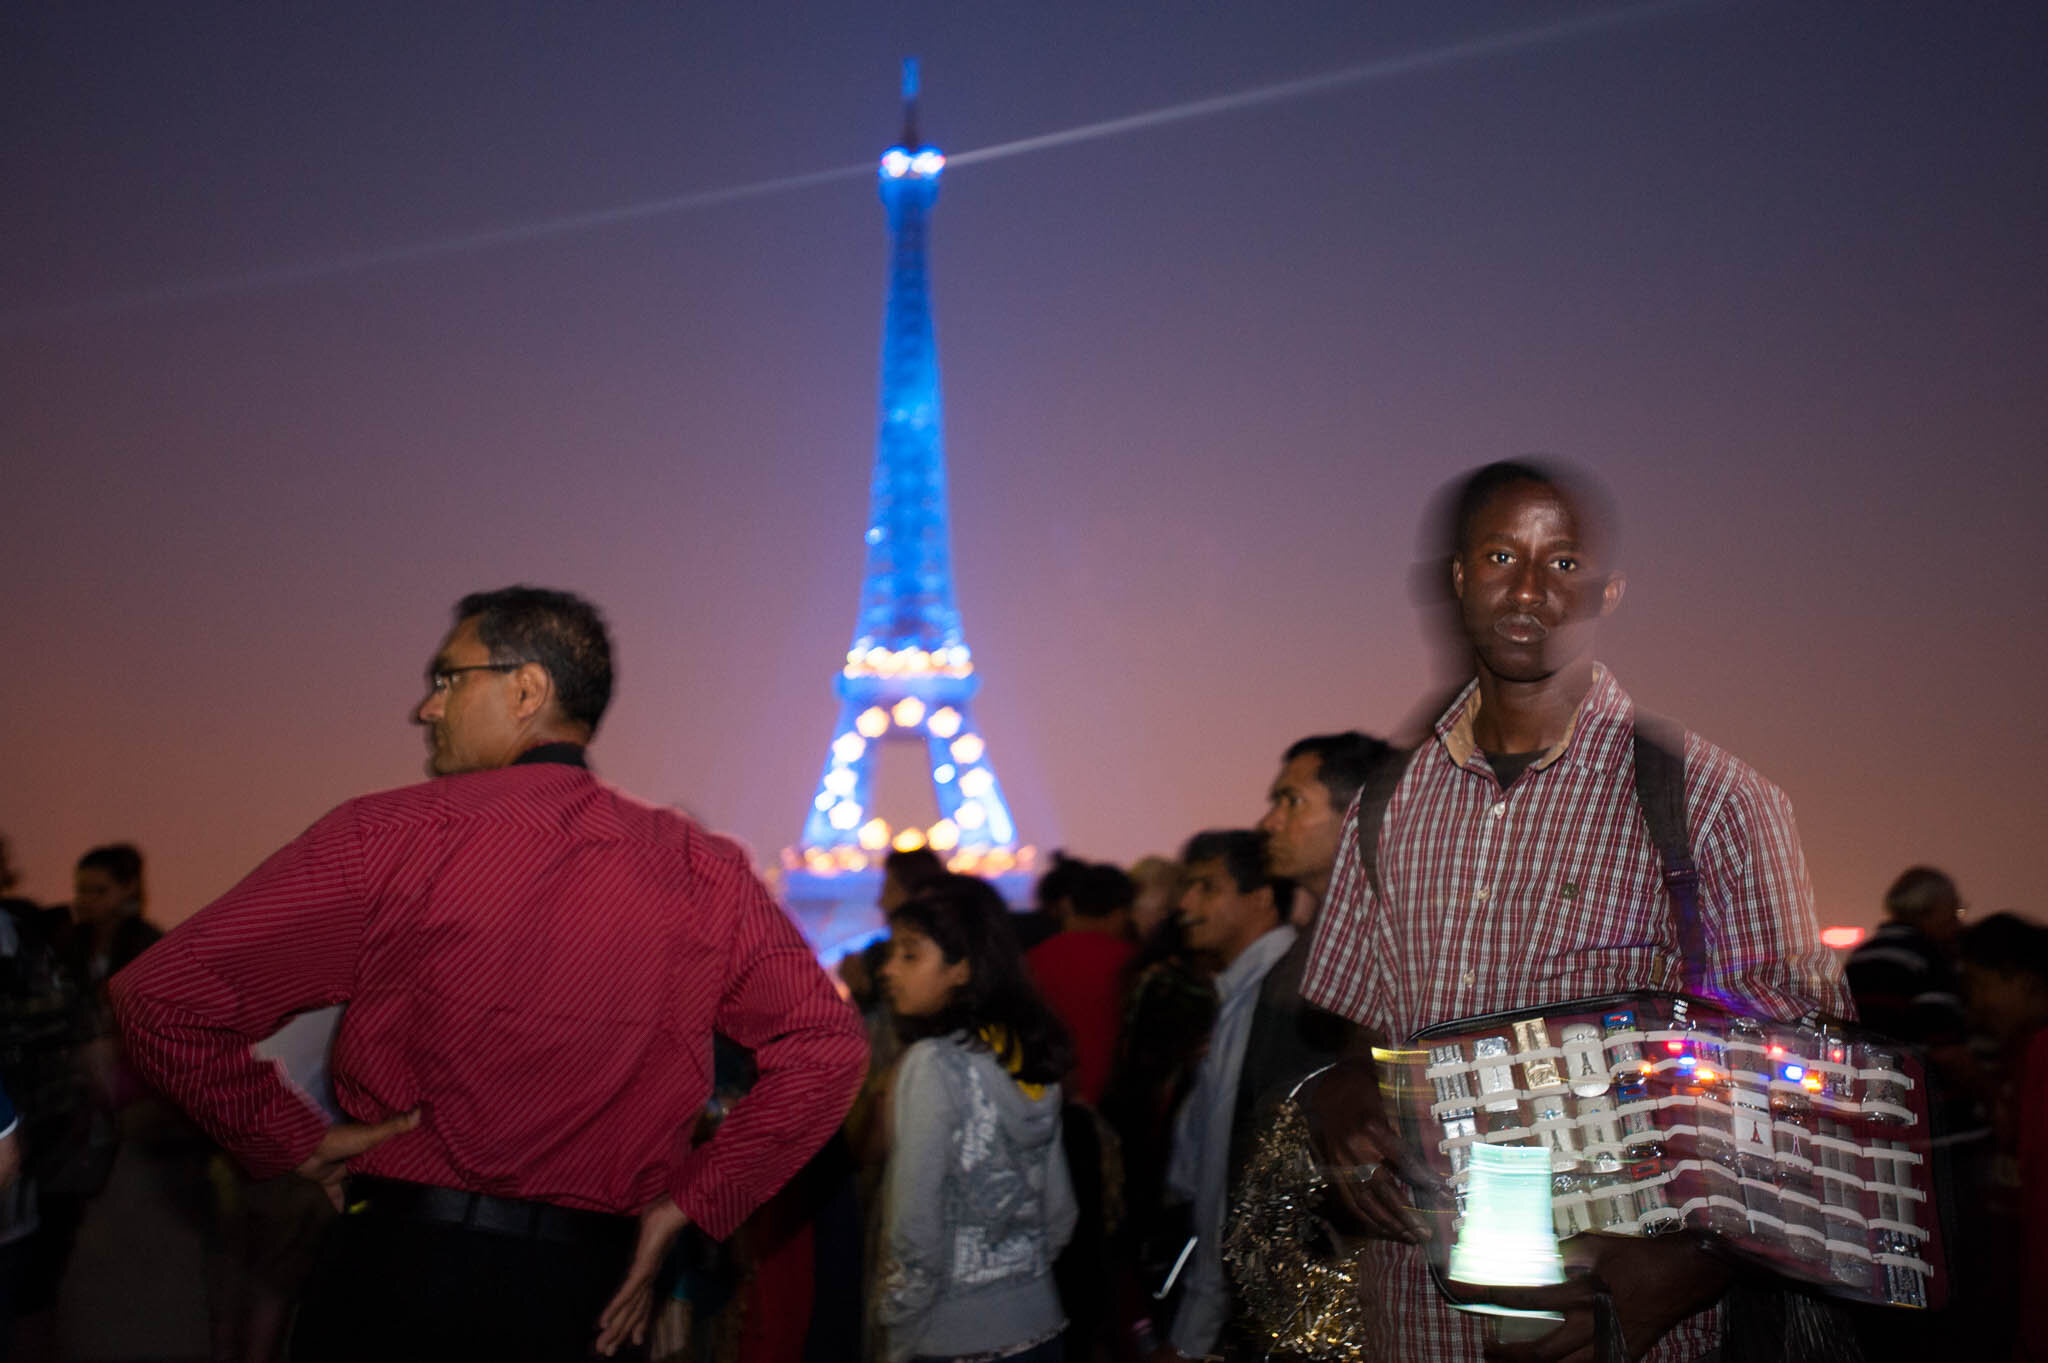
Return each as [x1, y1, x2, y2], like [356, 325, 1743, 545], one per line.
[876, 874, 1078, 1363]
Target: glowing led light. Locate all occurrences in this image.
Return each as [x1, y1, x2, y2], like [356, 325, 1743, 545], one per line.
[927, 819, 959, 851]
[1695, 1068, 1718, 1085]
[832, 734, 866, 764]
[984, 849, 1014, 873]
[910, 149, 945, 176]
[824, 769, 857, 797]
[1819, 926, 1866, 950]
[933, 764, 956, 783]
[856, 707, 890, 738]
[1637, 1061, 1653, 1075]
[892, 828, 927, 853]
[955, 801, 987, 830]
[1664, 1040, 1685, 1054]
[949, 850, 980, 872]
[858, 818, 891, 852]
[828, 802, 863, 831]
[1782, 1064, 1806, 1082]
[1677, 1055, 1697, 1070]
[1767, 1045, 1785, 1059]
[881, 149, 912, 177]
[928, 707, 962, 739]
[813, 792, 835, 811]
[950, 734, 985, 764]
[988, 805, 1014, 843]
[892, 697, 926, 728]
[805, 851, 834, 873]
[837, 849, 868, 871]
[958, 767, 994, 798]
[1801, 1073, 1825, 1093]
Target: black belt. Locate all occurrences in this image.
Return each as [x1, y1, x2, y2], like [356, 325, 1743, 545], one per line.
[345, 1175, 631, 1251]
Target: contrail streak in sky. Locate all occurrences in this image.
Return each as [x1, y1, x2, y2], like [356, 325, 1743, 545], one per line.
[2, 1, 1699, 332]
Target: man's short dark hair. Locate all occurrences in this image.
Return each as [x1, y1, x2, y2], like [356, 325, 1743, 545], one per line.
[1069, 862, 1136, 919]
[1444, 457, 1621, 561]
[884, 846, 948, 895]
[1282, 731, 1394, 814]
[456, 586, 614, 734]
[1180, 830, 1277, 897]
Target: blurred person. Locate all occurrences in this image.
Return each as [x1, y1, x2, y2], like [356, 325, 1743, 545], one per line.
[1957, 913, 2048, 1361]
[0, 837, 85, 1362]
[1847, 866, 1968, 1046]
[876, 874, 1076, 1363]
[880, 846, 949, 915]
[1152, 831, 1293, 1363]
[112, 586, 867, 1360]
[66, 844, 161, 996]
[1301, 459, 1848, 1363]
[1256, 732, 1392, 926]
[1126, 857, 1180, 945]
[1025, 861, 1137, 1108]
[1024, 860, 1136, 1360]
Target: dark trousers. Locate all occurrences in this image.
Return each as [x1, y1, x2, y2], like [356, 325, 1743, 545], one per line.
[291, 1203, 638, 1361]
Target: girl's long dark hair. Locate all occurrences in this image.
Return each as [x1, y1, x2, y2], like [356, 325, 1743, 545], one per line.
[889, 873, 1076, 1088]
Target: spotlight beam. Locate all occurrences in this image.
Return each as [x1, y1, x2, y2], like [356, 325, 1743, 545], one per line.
[1, 1, 1702, 332]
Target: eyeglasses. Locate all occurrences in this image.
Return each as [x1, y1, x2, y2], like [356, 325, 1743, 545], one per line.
[428, 663, 529, 693]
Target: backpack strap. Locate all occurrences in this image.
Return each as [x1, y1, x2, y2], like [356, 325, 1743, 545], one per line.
[1631, 712, 1708, 997]
[1352, 746, 1419, 896]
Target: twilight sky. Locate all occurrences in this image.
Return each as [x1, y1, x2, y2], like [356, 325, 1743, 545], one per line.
[4, 1, 2043, 937]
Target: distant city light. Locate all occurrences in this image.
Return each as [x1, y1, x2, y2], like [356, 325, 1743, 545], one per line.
[892, 697, 926, 728]
[928, 707, 962, 739]
[1819, 926, 1866, 950]
[951, 734, 985, 764]
[856, 707, 890, 738]
[832, 733, 866, 763]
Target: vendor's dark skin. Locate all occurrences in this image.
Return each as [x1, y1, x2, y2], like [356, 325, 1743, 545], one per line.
[1309, 475, 1730, 1362]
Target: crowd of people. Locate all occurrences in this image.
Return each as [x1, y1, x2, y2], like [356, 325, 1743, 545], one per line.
[0, 460, 2040, 1362]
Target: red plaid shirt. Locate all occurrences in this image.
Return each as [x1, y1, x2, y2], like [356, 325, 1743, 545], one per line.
[111, 756, 867, 1237]
[1302, 667, 1847, 1362]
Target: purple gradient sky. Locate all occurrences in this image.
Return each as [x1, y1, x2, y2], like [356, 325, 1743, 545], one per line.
[4, 2, 2043, 934]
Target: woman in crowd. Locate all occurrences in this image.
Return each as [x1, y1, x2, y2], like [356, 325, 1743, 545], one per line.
[876, 874, 1077, 1363]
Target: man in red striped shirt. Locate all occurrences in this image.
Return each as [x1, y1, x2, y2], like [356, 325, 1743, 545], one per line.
[112, 587, 867, 1359]
[1302, 464, 1847, 1363]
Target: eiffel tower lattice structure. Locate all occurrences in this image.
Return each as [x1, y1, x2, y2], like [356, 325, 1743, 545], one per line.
[781, 62, 1034, 912]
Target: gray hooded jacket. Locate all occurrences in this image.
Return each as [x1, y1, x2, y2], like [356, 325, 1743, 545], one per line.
[879, 1033, 1076, 1362]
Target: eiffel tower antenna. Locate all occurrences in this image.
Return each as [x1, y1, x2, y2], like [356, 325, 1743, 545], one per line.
[783, 63, 1033, 916]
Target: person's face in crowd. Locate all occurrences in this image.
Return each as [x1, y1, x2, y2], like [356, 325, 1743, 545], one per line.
[1451, 479, 1624, 687]
[1259, 755, 1342, 884]
[879, 924, 968, 1019]
[72, 867, 134, 925]
[415, 616, 527, 776]
[1176, 856, 1273, 966]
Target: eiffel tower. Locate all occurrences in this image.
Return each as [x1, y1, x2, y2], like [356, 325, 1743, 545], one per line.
[782, 62, 1033, 914]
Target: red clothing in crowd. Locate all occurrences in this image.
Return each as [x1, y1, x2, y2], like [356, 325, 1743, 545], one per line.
[1026, 929, 1136, 1106]
[110, 758, 866, 1239]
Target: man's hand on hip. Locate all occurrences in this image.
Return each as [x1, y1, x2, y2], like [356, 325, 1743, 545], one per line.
[295, 1109, 422, 1211]
[596, 1196, 690, 1357]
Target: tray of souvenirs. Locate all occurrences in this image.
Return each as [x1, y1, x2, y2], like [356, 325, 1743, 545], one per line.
[1375, 991, 1945, 1311]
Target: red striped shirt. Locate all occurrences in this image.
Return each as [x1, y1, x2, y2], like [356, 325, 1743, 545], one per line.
[110, 760, 867, 1238]
[1302, 667, 1848, 1362]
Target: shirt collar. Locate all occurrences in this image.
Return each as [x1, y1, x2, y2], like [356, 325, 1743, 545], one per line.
[1434, 664, 1633, 775]
[1214, 924, 1297, 1004]
[511, 742, 588, 769]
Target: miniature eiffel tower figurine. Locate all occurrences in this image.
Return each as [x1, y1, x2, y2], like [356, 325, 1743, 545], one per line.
[782, 61, 1031, 908]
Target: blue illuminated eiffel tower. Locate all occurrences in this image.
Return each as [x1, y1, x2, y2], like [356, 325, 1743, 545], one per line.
[782, 62, 1031, 909]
